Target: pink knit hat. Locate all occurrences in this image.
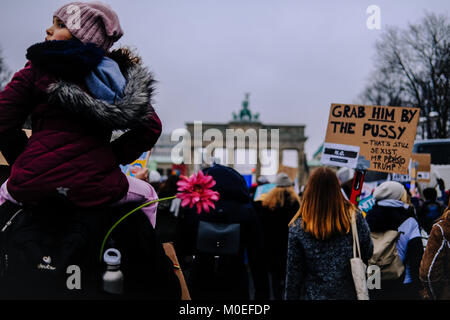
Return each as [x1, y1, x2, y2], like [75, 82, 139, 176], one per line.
[54, 1, 123, 51]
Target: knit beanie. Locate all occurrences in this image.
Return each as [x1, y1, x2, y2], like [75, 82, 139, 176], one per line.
[373, 181, 406, 201]
[54, 1, 123, 51]
[275, 173, 293, 187]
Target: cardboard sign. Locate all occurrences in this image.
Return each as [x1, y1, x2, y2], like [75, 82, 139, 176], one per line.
[390, 173, 411, 183]
[322, 103, 420, 174]
[410, 153, 431, 182]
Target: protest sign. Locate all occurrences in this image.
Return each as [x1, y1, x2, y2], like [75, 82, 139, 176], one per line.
[120, 151, 150, 177]
[253, 183, 276, 201]
[410, 153, 431, 182]
[322, 103, 420, 175]
[390, 173, 411, 183]
[360, 181, 378, 201]
[358, 194, 375, 214]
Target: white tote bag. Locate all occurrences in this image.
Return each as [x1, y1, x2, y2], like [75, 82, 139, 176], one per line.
[350, 211, 370, 300]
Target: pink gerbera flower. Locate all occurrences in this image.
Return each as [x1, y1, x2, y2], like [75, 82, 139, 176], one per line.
[176, 170, 220, 214]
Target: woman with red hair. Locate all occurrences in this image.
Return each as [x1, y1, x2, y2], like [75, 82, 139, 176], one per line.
[284, 167, 373, 300]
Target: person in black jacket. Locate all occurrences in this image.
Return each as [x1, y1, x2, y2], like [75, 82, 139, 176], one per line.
[418, 187, 447, 234]
[365, 181, 424, 300]
[256, 173, 300, 300]
[177, 164, 270, 300]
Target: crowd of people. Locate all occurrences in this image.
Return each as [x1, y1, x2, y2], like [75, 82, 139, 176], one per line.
[0, 0, 448, 301]
[141, 164, 449, 301]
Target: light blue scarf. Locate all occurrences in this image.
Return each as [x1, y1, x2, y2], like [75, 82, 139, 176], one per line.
[377, 199, 409, 209]
[85, 56, 126, 104]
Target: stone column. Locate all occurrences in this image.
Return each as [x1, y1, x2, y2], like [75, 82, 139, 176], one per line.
[255, 147, 262, 178]
[297, 148, 303, 184]
[278, 147, 283, 174]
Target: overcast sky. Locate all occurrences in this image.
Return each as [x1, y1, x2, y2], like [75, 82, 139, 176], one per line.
[1, 0, 449, 160]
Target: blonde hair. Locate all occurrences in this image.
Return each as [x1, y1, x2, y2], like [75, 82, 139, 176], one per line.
[400, 189, 410, 205]
[262, 186, 300, 211]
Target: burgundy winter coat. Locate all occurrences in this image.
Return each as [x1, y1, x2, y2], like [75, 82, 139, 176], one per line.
[0, 41, 162, 207]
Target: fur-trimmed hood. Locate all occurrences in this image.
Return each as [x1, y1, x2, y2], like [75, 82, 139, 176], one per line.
[47, 62, 156, 130]
[27, 40, 156, 130]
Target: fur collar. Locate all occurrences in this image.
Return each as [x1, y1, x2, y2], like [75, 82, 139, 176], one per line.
[47, 62, 156, 130]
[28, 41, 157, 130]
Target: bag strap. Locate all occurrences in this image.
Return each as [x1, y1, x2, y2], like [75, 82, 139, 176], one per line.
[436, 222, 450, 282]
[351, 210, 362, 259]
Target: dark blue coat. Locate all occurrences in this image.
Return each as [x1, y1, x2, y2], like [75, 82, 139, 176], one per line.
[176, 165, 270, 300]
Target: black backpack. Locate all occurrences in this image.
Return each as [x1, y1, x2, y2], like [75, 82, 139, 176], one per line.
[0, 199, 181, 300]
[194, 219, 241, 274]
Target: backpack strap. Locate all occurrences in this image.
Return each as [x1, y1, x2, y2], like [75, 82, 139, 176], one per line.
[426, 221, 449, 299]
[351, 210, 362, 259]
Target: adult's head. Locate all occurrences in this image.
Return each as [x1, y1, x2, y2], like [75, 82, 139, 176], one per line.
[262, 183, 299, 211]
[51, 1, 123, 51]
[423, 187, 438, 202]
[373, 181, 407, 202]
[202, 164, 251, 203]
[275, 172, 293, 188]
[157, 172, 180, 197]
[289, 167, 354, 240]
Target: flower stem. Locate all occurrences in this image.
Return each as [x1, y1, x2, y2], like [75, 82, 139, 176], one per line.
[99, 195, 177, 261]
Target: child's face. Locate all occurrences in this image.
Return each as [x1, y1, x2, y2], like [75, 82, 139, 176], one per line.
[45, 17, 73, 41]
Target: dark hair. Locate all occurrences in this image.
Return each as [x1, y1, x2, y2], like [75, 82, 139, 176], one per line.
[423, 187, 437, 201]
[158, 174, 180, 198]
